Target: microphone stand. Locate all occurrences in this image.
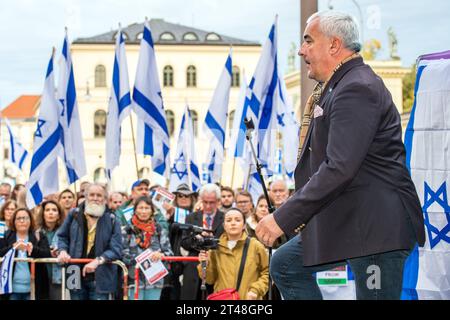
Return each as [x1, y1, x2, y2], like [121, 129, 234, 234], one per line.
[244, 117, 276, 300]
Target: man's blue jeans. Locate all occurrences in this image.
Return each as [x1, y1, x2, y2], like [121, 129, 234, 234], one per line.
[70, 280, 110, 300]
[270, 235, 412, 300]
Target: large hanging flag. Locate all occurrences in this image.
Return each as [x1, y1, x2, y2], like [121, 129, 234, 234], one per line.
[276, 77, 300, 178]
[4, 118, 29, 170]
[105, 27, 132, 181]
[57, 29, 87, 184]
[169, 106, 201, 192]
[402, 50, 450, 300]
[133, 19, 170, 178]
[0, 247, 16, 295]
[26, 51, 62, 208]
[203, 49, 232, 183]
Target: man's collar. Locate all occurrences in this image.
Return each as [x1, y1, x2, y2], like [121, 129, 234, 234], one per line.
[326, 56, 364, 92]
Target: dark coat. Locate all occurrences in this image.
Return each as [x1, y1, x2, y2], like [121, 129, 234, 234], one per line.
[180, 210, 224, 300]
[57, 204, 123, 293]
[0, 230, 52, 299]
[274, 57, 425, 266]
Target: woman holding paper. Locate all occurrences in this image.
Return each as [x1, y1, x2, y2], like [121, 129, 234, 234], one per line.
[0, 208, 52, 300]
[122, 196, 173, 300]
[197, 208, 269, 300]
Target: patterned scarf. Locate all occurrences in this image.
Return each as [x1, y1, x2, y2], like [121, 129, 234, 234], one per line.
[131, 215, 156, 249]
[297, 53, 361, 162]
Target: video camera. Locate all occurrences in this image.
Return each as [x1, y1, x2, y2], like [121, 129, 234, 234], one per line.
[172, 222, 219, 251]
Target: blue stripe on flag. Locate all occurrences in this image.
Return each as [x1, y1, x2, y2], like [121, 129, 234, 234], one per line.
[62, 38, 68, 59]
[119, 93, 131, 116]
[66, 165, 79, 184]
[154, 143, 170, 176]
[66, 68, 76, 126]
[133, 88, 169, 135]
[8, 127, 16, 163]
[268, 24, 275, 43]
[205, 111, 225, 146]
[29, 126, 61, 175]
[113, 56, 121, 109]
[30, 182, 43, 206]
[18, 150, 28, 170]
[143, 26, 154, 48]
[225, 55, 232, 76]
[144, 124, 154, 155]
[258, 60, 278, 131]
[46, 57, 53, 78]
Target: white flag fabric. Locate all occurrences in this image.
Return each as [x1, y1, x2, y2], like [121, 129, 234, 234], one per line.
[26, 52, 62, 208]
[4, 118, 29, 170]
[105, 28, 132, 180]
[133, 20, 170, 178]
[0, 247, 16, 295]
[203, 50, 232, 183]
[247, 172, 263, 207]
[276, 78, 300, 177]
[57, 30, 87, 184]
[402, 52, 450, 300]
[169, 106, 201, 192]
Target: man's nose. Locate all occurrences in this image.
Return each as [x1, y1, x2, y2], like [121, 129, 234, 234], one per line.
[299, 43, 305, 56]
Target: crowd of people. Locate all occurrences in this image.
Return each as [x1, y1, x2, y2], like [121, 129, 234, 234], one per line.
[0, 178, 292, 300]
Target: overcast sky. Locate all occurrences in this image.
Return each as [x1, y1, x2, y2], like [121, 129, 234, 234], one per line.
[1, 0, 449, 108]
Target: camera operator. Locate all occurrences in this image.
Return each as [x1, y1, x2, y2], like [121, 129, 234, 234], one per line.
[180, 183, 224, 300]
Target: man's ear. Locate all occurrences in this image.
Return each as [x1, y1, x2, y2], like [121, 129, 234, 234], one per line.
[329, 37, 342, 55]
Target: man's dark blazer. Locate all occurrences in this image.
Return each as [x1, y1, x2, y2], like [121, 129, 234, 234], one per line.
[180, 210, 224, 299]
[274, 56, 425, 266]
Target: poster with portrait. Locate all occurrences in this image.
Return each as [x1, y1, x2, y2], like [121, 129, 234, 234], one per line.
[135, 249, 168, 285]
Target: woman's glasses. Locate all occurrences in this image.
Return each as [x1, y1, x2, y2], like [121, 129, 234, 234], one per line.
[16, 216, 30, 222]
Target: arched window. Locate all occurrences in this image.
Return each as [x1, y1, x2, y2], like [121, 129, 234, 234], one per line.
[165, 109, 175, 137]
[183, 32, 198, 41]
[160, 32, 175, 41]
[186, 65, 196, 87]
[206, 33, 221, 41]
[232, 66, 240, 87]
[93, 167, 106, 183]
[228, 110, 235, 136]
[138, 167, 150, 179]
[95, 65, 106, 87]
[163, 65, 174, 87]
[190, 110, 198, 137]
[94, 110, 107, 138]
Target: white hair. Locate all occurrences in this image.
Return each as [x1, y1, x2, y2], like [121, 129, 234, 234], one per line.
[308, 10, 361, 52]
[84, 183, 108, 201]
[199, 183, 221, 200]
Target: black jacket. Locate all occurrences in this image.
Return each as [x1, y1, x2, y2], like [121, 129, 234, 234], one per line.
[274, 57, 425, 266]
[0, 230, 52, 299]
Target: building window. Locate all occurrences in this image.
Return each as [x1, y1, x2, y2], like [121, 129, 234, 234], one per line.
[94, 167, 106, 183]
[228, 110, 235, 136]
[95, 65, 106, 87]
[183, 32, 198, 41]
[4, 149, 9, 160]
[206, 33, 221, 41]
[94, 110, 107, 138]
[232, 66, 240, 87]
[138, 167, 150, 179]
[190, 110, 198, 137]
[163, 65, 174, 87]
[165, 109, 175, 137]
[186, 65, 197, 87]
[160, 32, 175, 41]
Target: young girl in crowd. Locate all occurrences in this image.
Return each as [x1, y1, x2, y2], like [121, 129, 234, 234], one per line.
[0, 208, 51, 300]
[122, 196, 173, 300]
[198, 208, 269, 300]
[246, 195, 270, 240]
[36, 200, 65, 299]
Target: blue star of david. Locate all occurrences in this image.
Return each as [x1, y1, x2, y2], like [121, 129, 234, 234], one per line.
[423, 182, 450, 249]
[172, 153, 188, 180]
[1, 268, 8, 284]
[277, 113, 285, 126]
[35, 119, 46, 137]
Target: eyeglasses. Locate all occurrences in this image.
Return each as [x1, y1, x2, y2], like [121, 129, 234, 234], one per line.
[16, 216, 30, 222]
[177, 194, 190, 199]
[237, 201, 251, 205]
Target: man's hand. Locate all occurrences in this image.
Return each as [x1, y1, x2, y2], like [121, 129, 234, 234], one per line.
[162, 202, 175, 219]
[255, 214, 284, 247]
[198, 250, 209, 263]
[57, 250, 71, 264]
[82, 259, 100, 277]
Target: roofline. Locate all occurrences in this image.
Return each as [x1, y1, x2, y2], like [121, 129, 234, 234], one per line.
[72, 40, 261, 47]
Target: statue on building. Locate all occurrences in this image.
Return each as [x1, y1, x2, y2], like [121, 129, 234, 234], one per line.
[387, 27, 400, 60]
[287, 42, 297, 73]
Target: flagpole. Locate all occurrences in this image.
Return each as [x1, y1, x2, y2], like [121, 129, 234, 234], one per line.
[230, 157, 236, 188]
[129, 114, 140, 180]
[184, 103, 193, 189]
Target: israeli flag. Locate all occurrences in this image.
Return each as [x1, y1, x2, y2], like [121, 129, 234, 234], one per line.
[0, 247, 16, 295]
[276, 78, 299, 178]
[247, 172, 263, 207]
[57, 29, 87, 184]
[169, 106, 201, 192]
[402, 51, 450, 300]
[133, 19, 170, 178]
[26, 51, 62, 208]
[203, 50, 232, 183]
[4, 118, 28, 170]
[105, 27, 132, 181]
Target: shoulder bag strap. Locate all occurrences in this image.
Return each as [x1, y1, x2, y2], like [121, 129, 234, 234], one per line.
[236, 237, 251, 291]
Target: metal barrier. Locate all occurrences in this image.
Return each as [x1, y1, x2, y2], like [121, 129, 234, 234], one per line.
[0, 258, 128, 300]
[133, 256, 199, 300]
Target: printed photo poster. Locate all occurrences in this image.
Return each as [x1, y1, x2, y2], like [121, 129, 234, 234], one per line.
[135, 249, 169, 285]
[152, 187, 175, 214]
